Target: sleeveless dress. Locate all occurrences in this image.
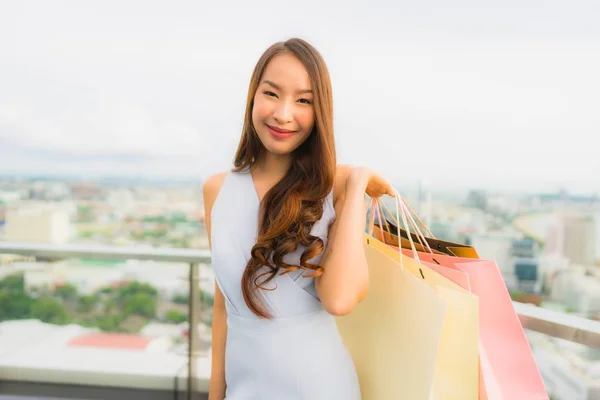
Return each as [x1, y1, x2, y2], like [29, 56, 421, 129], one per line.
[210, 169, 361, 400]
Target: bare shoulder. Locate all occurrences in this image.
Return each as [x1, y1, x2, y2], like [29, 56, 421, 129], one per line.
[333, 164, 354, 205]
[202, 172, 228, 247]
[202, 172, 228, 212]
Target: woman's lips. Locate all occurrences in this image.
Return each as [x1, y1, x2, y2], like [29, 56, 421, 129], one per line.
[266, 124, 296, 139]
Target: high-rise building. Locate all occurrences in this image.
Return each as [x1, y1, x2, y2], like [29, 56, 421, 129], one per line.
[547, 213, 596, 266]
[511, 238, 541, 293]
[4, 203, 71, 244]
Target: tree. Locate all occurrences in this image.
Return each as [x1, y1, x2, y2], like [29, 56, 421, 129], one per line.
[165, 309, 188, 323]
[77, 294, 98, 313]
[172, 293, 189, 304]
[0, 291, 33, 321]
[94, 314, 125, 332]
[30, 297, 72, 325]
[123, 293, 156, 318]
[117, 281, 158, 299]
[200, 291, 214, 307]
[55, 284, 78, 301]
[100, 286, 114, 294]
[0, 274, 25, 293]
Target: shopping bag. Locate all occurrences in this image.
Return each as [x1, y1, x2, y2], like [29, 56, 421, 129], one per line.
[372, 224, 447, 255]
[335, 233, 447, 400]
[378, 197, 548, 400]
[402, 251, 548, 399]
[368, 235, 479, 400]
[376, 201, 480, 258]
[367, 196, 479, 400]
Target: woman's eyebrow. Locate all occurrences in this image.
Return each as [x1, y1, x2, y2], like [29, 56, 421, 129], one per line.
[262, 80, 313, 94]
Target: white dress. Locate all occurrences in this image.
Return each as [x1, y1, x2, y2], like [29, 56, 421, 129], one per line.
[210, 169, 361, 399]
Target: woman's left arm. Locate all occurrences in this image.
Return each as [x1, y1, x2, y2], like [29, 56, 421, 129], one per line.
[316, 166, 394, 316]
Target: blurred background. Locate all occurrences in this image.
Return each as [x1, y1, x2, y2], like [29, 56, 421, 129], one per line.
[0, 1, 599, 399]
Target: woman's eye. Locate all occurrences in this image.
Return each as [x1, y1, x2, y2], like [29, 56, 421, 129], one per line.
[298, 98, 312, 105]
[264, 91, 277, 97]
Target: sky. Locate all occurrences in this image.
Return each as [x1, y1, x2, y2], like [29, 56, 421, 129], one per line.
[0, 0, 599, 193]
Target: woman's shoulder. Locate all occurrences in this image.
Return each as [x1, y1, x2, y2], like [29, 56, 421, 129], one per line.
[333, 164, 354, 205]
[202, 172, 229, 209]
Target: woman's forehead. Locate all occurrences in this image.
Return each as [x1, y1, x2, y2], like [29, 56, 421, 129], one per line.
[261, 54, 312, 91]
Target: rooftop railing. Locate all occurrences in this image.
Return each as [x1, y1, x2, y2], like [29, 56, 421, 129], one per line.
[1, 241, 599, 399]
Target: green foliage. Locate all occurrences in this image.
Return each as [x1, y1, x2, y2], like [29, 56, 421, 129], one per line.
[172, 293, 189, 304]
[94, 314, 126, 331]
[170, 213, 187, 223]
[30, 297, 72, 325]
[509, 290, 527, 301]
[143, 215, 167, 223]
[0, 273, 25, 293]
[117, 281, 158, 298]
[0, 291, 33, 321]
[165, 309, 188, 323]
[0, 273, 161, 332]
[77, 295, 98, 313]
[200, 291, 214, 307]
[100, 286, 114, 294]
[123, 293, 156, 318]
[54, 284, 78, 301]
[172, 291, 213, 306]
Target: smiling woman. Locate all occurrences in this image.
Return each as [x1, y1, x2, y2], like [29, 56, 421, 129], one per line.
[202, 37, 393, 400]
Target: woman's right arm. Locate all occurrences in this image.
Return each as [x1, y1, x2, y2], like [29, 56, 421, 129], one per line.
[203, 173, 228, 400]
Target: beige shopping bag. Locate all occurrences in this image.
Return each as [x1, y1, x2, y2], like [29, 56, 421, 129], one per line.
[369, 235, 480, 400]
[335, 234, 448, 400]
[367, 194, 480, 399]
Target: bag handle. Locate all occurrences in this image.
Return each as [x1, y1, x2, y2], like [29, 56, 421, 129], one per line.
[378, 197, 436, 239]
[367, 190, 422, 266]
[377, 197, 436, 256]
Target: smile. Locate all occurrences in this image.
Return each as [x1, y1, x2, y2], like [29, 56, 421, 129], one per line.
[266, 124, 297, 139]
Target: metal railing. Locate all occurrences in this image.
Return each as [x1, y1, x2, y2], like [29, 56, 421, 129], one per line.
[514, 301, 600, 348]
[0, 241, 211, 400]
[2, 241, 600, 397]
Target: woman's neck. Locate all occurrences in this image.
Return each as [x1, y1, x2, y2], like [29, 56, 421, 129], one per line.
[253, 152, 292, 181]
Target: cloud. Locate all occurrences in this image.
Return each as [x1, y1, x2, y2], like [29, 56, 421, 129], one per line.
[0, 100, 212, 156]
[0, 0, 599, 191]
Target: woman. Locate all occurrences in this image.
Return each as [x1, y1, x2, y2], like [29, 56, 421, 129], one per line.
[203, 38, 394, 399]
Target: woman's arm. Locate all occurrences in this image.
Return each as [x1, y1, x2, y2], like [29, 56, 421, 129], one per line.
[209, 283, 228, 400]
[315, 166, 394, 316]
[203, 173, 228, 400]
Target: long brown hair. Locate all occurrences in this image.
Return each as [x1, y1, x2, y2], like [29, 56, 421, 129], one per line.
[232, 38, 336, 318]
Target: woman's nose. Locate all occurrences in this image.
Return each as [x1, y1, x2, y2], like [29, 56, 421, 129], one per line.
[273, 101, 293, 124]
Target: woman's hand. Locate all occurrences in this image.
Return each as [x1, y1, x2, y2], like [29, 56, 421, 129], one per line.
[346, 167, 395, 198]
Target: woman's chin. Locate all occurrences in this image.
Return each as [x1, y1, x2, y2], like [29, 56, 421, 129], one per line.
[260, 138, 298, 156]
[263, 144, 295, 156]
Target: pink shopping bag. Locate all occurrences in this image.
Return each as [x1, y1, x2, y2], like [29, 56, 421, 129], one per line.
[402, 249, 549, 400]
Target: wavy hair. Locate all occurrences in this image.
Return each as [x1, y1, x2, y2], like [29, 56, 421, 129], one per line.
[232, 38, 336, 318]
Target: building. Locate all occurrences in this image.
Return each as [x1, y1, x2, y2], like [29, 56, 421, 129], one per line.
[4, 203, 71, 244]
[511, 238, 542, 293]
[546, 213, 597, 266]
[71, 183, 104, 200]
[549, 264, 600, 317]
[107, 189, 136, 217]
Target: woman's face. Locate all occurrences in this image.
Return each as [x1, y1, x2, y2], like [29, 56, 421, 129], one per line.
[252, 53, 315, 157]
